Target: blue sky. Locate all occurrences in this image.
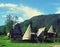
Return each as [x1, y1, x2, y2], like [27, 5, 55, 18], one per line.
[0, 0, 60, 25]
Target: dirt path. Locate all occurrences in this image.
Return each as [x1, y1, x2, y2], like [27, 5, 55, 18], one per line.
[53, 45, 60, 47]
[49, 45, 60, 47]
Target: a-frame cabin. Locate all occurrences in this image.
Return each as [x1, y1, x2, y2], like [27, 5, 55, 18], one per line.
[36, 27, 46, 42]
[22, 24, 39, 42]
[47, 25, 56, 38]
[9, 23, 22, 40]
[22, 25, 31, 40]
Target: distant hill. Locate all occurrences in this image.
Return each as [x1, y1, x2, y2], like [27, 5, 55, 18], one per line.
[20, 14, 60, 34]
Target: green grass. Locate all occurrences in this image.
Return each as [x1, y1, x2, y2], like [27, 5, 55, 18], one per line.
[0, 36, 60, 47]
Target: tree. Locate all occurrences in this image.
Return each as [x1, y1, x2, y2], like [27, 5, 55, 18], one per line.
[5, 14, 14, 32]
[14, 16, 18, 23]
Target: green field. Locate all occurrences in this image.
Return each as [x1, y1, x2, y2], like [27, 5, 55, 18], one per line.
[0, 36, 60, 47]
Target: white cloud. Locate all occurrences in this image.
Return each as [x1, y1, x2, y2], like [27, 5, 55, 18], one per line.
[2, 15, 24, 23]
[17, 17, 24, 23]
[56, 8, 60, 14]
[8, 15, 24, 22]
[8, 5, 44, 19]
[2, 15, 7, 18]
[0, 3, 44, 21]
[20, 5, 44, 18]
[0, 3, 17, 7]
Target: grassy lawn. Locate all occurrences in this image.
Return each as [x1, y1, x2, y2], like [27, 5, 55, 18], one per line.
[0, 36, 60, 47]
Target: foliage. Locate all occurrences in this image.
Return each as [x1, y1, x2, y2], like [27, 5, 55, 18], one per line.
[0, 26, 6, 35]
[21, 21, 30, 34]
[0, 36, 50, 47]
[5, 15, 14, 32]
[5, 14, 18, 33]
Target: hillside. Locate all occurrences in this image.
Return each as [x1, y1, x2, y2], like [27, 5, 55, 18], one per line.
[20, 14, 60, 34]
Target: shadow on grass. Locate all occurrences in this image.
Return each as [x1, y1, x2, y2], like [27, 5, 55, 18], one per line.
[10, 40, 37, 43]
[0, 42, 6, 47]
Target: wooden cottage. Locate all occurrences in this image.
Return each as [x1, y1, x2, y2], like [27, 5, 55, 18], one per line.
[9, 23, 22, 40]
[47, 25, 56, 38]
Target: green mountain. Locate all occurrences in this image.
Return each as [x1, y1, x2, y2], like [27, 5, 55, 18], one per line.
[20, 14, 60, 34]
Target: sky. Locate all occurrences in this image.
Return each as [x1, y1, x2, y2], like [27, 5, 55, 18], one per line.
[0, 0, 60, 25]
